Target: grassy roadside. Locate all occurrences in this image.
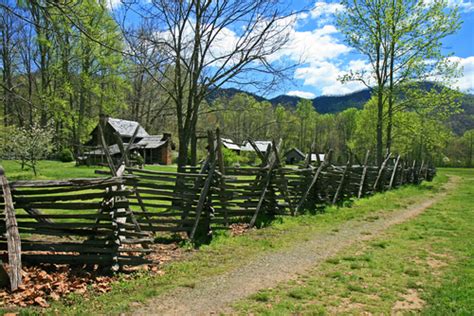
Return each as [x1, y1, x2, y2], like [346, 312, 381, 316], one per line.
[231, 168, 473, 315]
[1, 169, 448, 315]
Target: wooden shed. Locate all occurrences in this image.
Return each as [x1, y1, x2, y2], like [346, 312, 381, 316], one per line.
[284, 148, 305, 164]
[221, 138, 241, 154]
[84, 117, 174, 165]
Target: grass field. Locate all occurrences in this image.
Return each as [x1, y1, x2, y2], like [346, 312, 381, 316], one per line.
[0, 163, 472, 314]
[233, 168, 474, 314]
[0, 160, 178, 180]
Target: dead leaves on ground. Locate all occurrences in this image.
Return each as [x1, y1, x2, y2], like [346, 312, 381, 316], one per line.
[0, 264, 115, 308]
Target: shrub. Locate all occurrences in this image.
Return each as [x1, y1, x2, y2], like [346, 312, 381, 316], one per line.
[222, 148, 240, 166]
[57, 148, 74, 162]
[7, 125, 53, 176]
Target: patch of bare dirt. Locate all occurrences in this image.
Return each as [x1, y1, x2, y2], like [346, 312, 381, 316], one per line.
[145, 243, 193, 265]
[328, 298, 367, 314]
[392, 289, 425, 313]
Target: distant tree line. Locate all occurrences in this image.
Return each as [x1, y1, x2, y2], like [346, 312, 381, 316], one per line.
[0, 0, 471, 168]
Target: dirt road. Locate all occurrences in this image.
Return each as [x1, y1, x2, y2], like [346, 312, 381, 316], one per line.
[134, 177, 458, 315]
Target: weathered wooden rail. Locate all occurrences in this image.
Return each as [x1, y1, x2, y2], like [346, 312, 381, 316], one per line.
[0, 129, 435, 290]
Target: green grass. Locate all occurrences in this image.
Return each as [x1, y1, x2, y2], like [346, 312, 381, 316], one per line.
[0, 160, 179, 180]
[232, 168, 474, 315]
[1, 164, 468, 315]
[1, 168, 453, 315]
[0, 160, 107, 180]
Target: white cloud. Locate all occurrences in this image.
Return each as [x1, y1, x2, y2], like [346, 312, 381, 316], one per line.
[266, 1, 367, 96]
[309, 1, 345, 26]
[425, 0, 474, 12]
[269, 24, 351, 64]
[449, 56, 474, 92]
[450, 0, 474, 12]
[287, 90, 316, 99]
[294, 61, 367, 95]
[106, 0, 122, 9]
[310, 1, 345, 18]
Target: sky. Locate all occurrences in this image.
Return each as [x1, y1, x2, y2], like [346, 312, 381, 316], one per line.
[277, 0, 474, 99]
[109, 0, 474, 99]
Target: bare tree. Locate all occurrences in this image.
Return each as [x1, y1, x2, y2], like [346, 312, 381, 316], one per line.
[120, 0, 295, 170]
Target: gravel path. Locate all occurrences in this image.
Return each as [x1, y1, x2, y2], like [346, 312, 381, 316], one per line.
[134, 177, 458, 316]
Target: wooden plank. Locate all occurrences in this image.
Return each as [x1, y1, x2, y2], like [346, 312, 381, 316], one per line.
[271, 140, 296, 215]
[14, 190, 132, 203]
[332, 155, 352, 204]
[190, 131, 218, 240]
[357, 150, 370, 198]
[249, 140, 281, 227]
[23, 208, 54, 224]
[295, 150, 333, 214]
[388, 155, 401, 190]
[125, 167, 206, 178]
[98, 117, 117, 176]
[11, 177, 125, 188]
[0, 167, 22, 291]
[115, 125, 140, 167]
[373, 153, 392, 192]
[216, 128, 229, 227]
[15, 201, 129, 210]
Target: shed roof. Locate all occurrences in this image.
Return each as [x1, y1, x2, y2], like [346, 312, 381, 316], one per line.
[284, 148, 305, 158]
[135, 135, 168, 149]
[221, 138, 241, 151]
[107, 118, 149, 138]
[308, 153, 326, 162]
[84, 144, 126, 156]
[241, 140, 272, 152]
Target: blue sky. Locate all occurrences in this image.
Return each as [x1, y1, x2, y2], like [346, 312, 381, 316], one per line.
[276, 0, 474, 99]
[110, 0, 474, 98]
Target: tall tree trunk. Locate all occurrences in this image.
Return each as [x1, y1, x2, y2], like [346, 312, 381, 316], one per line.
[386, 0, 396, 154]
[190, 130, 197, 166]
[469, 132, 473, 168]
[376, 88, 384, 165]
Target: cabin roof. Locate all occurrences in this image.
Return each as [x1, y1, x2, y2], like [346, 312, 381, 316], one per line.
[135, 135, 168, 149]
[240, 140, 272, 152]
[284, 148, 305, 158]
[221, 138, 241, 151]
[107, 118, 149, 138]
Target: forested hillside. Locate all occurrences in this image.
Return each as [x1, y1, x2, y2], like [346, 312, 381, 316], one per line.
[0, 0, 472, 169]
[211, 87, 474, 135]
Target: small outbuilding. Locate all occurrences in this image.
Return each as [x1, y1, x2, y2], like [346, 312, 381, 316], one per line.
[83, 117, 174, 165]
[240, 140, 272, 154]
[284, 148, 305, 164]
[221, 138, 241, 154]
[308, 153, 326, 163]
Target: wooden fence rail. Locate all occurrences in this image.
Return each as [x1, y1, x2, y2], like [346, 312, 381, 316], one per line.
[0, 129, 435, 284]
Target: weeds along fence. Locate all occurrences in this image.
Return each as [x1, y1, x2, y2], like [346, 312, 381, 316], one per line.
[0, 129, 435, 290]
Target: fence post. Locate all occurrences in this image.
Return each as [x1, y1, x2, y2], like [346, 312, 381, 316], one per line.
[190, 131, 218, 240]
[373, 153, 392, 192]
[388, 155, 401, 190]
[215, 128, 228, 227]
[332, 154, 352, 204]
[249, 140, 281, 228]
[270, 140, 295, 215]
[0, 167, 22, 291]
[295, 149, 333, 214]
[98, 117, 117, 176]
[357, 150, 370, 198]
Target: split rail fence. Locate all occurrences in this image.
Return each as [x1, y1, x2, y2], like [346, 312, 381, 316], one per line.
[0, 129, 435, 290]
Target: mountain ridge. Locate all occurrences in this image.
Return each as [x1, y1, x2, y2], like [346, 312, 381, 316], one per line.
[207, 86, 473, 134]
